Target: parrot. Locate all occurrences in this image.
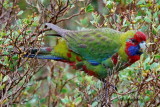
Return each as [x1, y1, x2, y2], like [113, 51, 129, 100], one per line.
[25, 23, 147, 80]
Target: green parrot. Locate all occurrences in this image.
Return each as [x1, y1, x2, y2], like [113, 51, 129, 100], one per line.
[25, 23, 147, 80]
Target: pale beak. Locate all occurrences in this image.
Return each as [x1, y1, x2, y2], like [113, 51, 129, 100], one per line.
[139, 41, 146, 51]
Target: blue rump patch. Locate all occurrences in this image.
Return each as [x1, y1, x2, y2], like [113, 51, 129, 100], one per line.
[88, 60, 100, 66]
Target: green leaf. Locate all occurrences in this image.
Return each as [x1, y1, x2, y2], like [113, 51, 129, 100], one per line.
[12, 54, 18, 60]
[85, 4, 94, 12]
[61, 88, 68, 93]
[92, 101, 98, 107]
[75, 97, 82, 105]
[0, 73, 2, 82]
[146, 77, 153, 82]
[3, 75, 9, 82]
[145, 64, 150, 70]
[144, 17, 152, 23]
[6, 45, 13, 49]
[145, 90, 152, 95]
[25, 103, 32, 107]
[17, 10, 24, 16]
[157, 25, 160, 31]
[61, 98, 69, 104]
[40, 98, 46, 104]
[144, 96, 150, 102]
[0, 84, 5, 90]
[18, 67, 23, 71]
[150, 63, 159, 69]
[0, 31, 6, 36]
[3, 51, 9, 55]
[106, 1, 113, 9]
[47, 76, 51, 82]
[140, 26, 148, 32]
[27, 30, 32, 34]
[154, 55, 160, 59]
[152, 25, 158, 35]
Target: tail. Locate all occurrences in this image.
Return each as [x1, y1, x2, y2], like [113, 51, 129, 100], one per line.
[24, 54, 64, 60]
[24, 47, 64, 60]
[45, 23, 71, 36]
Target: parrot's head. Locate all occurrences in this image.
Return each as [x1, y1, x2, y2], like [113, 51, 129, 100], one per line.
[125, 31, 147, 57]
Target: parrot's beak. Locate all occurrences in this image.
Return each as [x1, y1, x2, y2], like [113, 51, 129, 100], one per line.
[139, 41, 147, 52]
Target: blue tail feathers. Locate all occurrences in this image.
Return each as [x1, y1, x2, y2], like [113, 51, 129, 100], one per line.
[24, 54, 64, 60]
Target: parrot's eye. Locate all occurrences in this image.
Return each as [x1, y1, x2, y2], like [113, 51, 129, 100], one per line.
[131, 39, 138, 44]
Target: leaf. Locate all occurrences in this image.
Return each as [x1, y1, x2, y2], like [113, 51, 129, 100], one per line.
[0, 84, 5, 90]
[75, 97, 82, 105]
[3, 75, 9, 82]
[47, 76, 51, 82]
[106, 1, 113, 9]
[17, 10, 24, 16]
[92, 101, 98, 107]
[154, 55, 160, 59]
[85, 4, 94, 13]
[61, 98, 69, 104]
[140, 26, 148, 32]
[135, 16, 142, 21]
[18, 67, 23, 71]
[3, 51, 9, 55]
[61, 88, 68, 93]
[12, 54, 18, 60]
[152, 25, 158, 35]
[4, 38, 10, 44]
[145, 90, 152, 95]
[90, 12, 100, 24]
[16, 19, 22, 25]
[150, 63, 159, 69]
[144, 16, 152, 23]
[145, 64, 150, 70]
[0, 99, 8, 105]
[144, 57, 151, 63]
[157, 25, 160, 31]
[40, 98, 46, 104]
[6, 45, 13, 49]
[146, 77, 153, 82]
[144, 96, 150, 102]
[0, 73, 2, 82]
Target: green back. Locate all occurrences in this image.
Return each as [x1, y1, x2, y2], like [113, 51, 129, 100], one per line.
[64, 28, 122, 63]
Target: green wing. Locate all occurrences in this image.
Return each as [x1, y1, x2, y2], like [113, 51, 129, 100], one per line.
[64, 28, 122, 63]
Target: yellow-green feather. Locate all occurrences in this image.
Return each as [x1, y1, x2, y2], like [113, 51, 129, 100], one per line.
[118, 30, 136, 62]
[53, 39, 82, 62]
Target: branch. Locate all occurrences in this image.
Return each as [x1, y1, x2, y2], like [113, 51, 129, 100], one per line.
[56, 9, 85, 23]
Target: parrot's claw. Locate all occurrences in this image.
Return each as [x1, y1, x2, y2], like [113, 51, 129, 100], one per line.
[101, 79, 117, 91]
[101, 79, 118, 106]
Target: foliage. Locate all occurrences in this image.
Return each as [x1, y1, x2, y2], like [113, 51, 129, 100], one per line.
[0, 0, 159, 106]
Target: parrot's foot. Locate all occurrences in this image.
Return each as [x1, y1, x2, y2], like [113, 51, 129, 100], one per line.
[101, 79, 117, 91]
[108, 82, 117, 91]
[101, 79, 117, 106]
